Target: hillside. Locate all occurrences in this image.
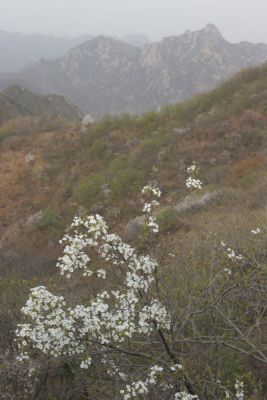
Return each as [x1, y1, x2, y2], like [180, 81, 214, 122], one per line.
[0, 85, 82, 124]
[5, 24, 267, 118]
[1, 63, 267, 268]
[1, 64, 267, 398]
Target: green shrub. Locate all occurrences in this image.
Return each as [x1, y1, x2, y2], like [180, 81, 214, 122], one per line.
[130, 133, 170, 170]
[109, 155, 128, 173]
[87, 138, 114, 164]
[88, 139, 107, 160]
[138, 111, 160, 134]
[74, 172, 105, 208]
[157, 207, 179, 233]
[110, 168, 145, 199]
[86, 115, 133, 143]
[38, 208, 60, 232]
[108, 155, 146, 199]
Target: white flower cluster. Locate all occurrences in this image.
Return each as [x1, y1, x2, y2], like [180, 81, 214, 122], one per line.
[143, 200, 160, 213]
[139, 299, 171, 334]
[223, 267, 232, 276]
[170, 363, 182, 372]
[96, 268, 106, 279]
[80, 356, 92, 369]
[226, 248, 244, 262]
[251, 228, 260, 235]
[235, 380, 244, 400]
[57, 214, 108, 278]
[160, 383, 175, 391]
[221, 241, 245, 262]
[175, 392, 199, 400]
[185, 176, 203, 190]
[120, 365, 163, 399]
[16, 352, 30, 362]
[224, 380, 245, 399]
[16, 204, 170, 376]
[187, 165, 197, 174]
[142, 186, 161, 198]
[185, 164, 202, 191]
[147, 216, 159, 233]
[142, 185, 161, 233]
[16, 286, 82, 359]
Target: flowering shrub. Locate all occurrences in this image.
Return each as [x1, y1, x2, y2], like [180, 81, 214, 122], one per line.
[16, 180, 199, 399]
[185, 164, 203, 190]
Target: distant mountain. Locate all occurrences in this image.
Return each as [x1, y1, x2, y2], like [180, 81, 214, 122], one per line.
[0, 31, 94, 73]
[3, 24, 267, 119]
[121, 33, 151, 46]
[0, 31, 151, 73]
[0, 85, 82, 124]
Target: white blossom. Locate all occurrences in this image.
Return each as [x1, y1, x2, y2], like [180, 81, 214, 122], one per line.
[185, 176, 202, 190]
[170, 363, 182, 371]
[251, 228, 261, 235]
[226, 247, 245, 262]
[80, 356, 92, 369]
[147, 216, 159, 233]
[96, 269, 106, 279]
[187, 165, 197, 174]
[142, 185, 161, 198]
[120, 365, 163, 399]
[141, 185, 161, 234]
[235, 380, 244, 400]
[175, 392, 199, 399]
[185, 164, 202, 191]
[224, 268, 232, 275]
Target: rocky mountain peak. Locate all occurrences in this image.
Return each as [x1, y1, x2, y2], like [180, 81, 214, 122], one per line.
[64, 35, 138, 63]
[80, 35, 134, 50]
[202, 23, 222, 37]
[182, 23, 223, 44]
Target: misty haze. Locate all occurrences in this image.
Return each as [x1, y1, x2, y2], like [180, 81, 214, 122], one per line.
[0, 1, 267, 400]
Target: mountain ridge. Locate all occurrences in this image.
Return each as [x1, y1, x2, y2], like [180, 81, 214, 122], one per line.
[0, 30, 151, 73]
[4, 24, 266, 118]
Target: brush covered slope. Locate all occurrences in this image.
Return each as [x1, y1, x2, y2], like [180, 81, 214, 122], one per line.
[0, 85, 82, 125]
[1, 64, 267, 398]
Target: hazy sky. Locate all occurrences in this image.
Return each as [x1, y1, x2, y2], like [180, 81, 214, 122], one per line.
[1, 0, 267, 43]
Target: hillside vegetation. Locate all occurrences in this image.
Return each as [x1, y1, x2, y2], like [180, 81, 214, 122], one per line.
[1, 63, 267, 399]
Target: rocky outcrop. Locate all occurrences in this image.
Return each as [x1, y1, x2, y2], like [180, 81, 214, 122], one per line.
[174, 190, 222, 213]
